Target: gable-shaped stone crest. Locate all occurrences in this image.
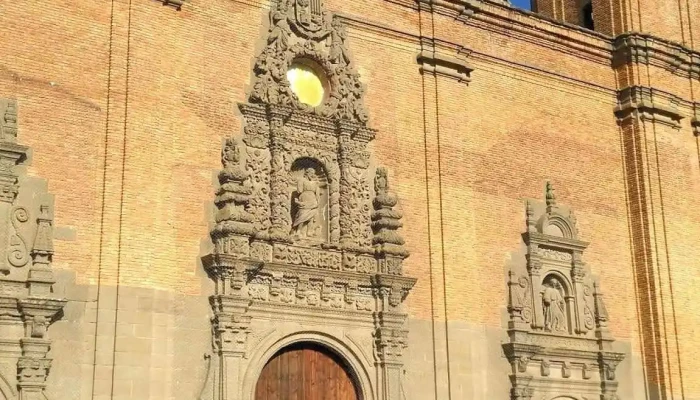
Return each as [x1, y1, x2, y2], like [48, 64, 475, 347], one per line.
[503, 182, 624, 400]
[200, 3, 415, 399]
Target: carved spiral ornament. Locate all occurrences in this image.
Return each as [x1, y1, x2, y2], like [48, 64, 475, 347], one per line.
[8, 206, 29, 268]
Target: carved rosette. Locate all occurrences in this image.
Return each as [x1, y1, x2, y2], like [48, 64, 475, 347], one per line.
[503, 182, 624, 400]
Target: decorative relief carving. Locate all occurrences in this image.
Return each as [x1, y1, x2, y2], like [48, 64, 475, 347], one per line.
[508, 272, 532, 324]
[0, 99, 65, 398]
[273, 244, 341, 270]
[504, 182, 624, 400]
[542, 277, 567, 333]
[536, 247, 572, 262]
[201, 3, 415, 400]
[289, 159, 328, 242]
[249, 0, 369, 124]
[8, 206, 29, 268]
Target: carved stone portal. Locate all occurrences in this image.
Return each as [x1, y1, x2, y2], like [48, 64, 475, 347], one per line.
[503, 182, 624, 400]
[200, 2, 415, 400]
[0, 98, 66, 400]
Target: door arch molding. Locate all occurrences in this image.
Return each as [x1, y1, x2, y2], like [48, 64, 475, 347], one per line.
[242, 331, 375, 400]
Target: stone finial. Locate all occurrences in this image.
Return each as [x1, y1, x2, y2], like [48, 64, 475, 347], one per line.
[2, 100, 18, 142]
[28, 204, 57, 297]
[545, 181, 556, 213]
[31, 205, 54, 266]
[371, 167, 407, 257]
[211, 138, 255, 246]
[526, 200, 536, 233]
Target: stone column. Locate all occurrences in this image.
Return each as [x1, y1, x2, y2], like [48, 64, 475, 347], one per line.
[571, 252, 587, 334]
[526, 245, 544, 330]
[615, 85, 685, 399]
[267, 107, 293, 242]
[17, 299, 65, 400]
[337, 120, 372, 250]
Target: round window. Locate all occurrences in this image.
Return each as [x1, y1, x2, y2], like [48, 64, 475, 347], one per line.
[286, 61, 326, 107]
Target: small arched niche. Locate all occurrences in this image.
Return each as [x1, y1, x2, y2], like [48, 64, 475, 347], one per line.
[289, 158, 329, 242]
[541, 274, 572, 334]
[254, 342, 360, 400]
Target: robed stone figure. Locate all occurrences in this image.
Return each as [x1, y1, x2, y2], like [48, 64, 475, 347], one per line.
[542, 277, 567, 333]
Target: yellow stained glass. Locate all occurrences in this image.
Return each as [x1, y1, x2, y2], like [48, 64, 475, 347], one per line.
[287, 65, 325, 107]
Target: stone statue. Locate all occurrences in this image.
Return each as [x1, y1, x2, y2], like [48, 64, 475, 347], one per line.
[542, 277, 567, 333]
[291, 168, 320, 239]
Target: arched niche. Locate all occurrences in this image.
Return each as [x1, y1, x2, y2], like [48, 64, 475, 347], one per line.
[541, 273, 572, 334]
[289, 158, 329, 242]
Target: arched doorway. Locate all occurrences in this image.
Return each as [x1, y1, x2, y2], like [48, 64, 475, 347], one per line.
[254, 342, 359, 400]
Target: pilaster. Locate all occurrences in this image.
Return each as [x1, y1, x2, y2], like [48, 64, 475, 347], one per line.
[416, 1, 451, 398]
[93, 0, 133, 396]
[615, 72, 686, 400]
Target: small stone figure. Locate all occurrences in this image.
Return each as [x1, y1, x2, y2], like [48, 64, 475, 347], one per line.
[542, 277, 567, 333]
[291, 168, 320, 239]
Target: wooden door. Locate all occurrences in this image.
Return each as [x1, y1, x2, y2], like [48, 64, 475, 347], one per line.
[254, 343, 359, 400]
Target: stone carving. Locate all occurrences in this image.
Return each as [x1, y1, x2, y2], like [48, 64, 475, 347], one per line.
[8, 206, 30, 268]
[201, 3, 415, 400]
[0, 99, 65, 398]
[248, 0, 369, 124]
[211, 138, 255, 256]
[503, 182, 624, 400]
[542, 277, 567, 333]
[508, 272, 532, 324]
[290, 165, 322, 240]
[536, 247, 572, 262]
[372, 167, 408, 257]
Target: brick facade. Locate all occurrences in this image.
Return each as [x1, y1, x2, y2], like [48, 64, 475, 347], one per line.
[0, 0, 698, 399]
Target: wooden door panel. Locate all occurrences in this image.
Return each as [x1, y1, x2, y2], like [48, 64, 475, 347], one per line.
[255, 343, 358, 400]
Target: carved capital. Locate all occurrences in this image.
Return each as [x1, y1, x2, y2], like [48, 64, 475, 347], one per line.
[17, 356, 51, 388]
[615, 86, 683, 129]
[374, 327, 408, 364]
[692, 103, 700, 137]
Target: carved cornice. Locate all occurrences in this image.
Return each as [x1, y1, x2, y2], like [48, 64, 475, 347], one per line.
[615, 86, 683, 129]
[417, 50, 473, 83]
[412, 0, 611, 64]
[613, 33, 700, 80]
[161, 0, 184, 10]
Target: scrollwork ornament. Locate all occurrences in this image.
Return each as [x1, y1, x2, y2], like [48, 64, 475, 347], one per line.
[8, 206, 29, 267]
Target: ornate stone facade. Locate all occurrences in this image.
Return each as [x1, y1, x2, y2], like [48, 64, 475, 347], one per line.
[200, 2, 415, 399]
[504, 182, 624, 400]
[0, 99, 65, 400]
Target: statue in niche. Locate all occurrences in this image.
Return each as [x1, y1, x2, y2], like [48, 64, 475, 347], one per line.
[290, 159, 327, 241]
[542, 277, 567, 333]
